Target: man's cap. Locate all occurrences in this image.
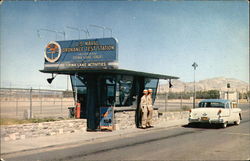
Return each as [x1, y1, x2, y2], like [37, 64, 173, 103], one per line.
[148, 89, 153, 93]
[143, 89, 148, 93]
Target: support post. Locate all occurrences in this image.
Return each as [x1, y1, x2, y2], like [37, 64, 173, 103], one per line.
[29, 88, 33, 119]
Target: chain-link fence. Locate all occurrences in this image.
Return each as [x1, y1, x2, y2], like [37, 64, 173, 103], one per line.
[0, 88, 200, 120]
[154, 94, 193, 112]
[0, 88, 75, 119]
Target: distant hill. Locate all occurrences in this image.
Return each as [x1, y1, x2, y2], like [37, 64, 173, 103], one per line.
[158, 77, 249, 93]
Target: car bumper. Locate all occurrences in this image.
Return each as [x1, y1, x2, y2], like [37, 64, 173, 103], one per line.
[189, 118, 224, 124]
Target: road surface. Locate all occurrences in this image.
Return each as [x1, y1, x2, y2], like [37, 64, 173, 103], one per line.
[2, 107, 250, 161]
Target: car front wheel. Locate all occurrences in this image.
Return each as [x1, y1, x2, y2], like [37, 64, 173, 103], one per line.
[221, 122, 227, 128]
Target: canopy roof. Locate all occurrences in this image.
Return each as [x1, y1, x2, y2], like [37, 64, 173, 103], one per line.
[40, 68, 179, 80]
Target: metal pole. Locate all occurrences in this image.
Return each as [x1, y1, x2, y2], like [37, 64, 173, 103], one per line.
[67, 26, 80, 39]
[192, 62, 198, 109]
[81, 28, 90, 38]
[37, 28, 57, 40]
[193, 69, 196, 108]
[180, 92, 183, 110]
[227, 83, 230, 100]
[29, 88, 32, 119]
[105, 27, 113, 37]
[16, 93, 18, 116]
[89, 24, 105, 38]
[61, 94, 63, 114]
[165, 90, 167, 113]
[37, 28, 65, 40]
[74, 74, 78, 103]
[67, 76, 69, 91]
[165, 80, 169, 120]
[39, 88, 42, 114]
[57, 31, 66, 40]
[247, 86, 249, 103]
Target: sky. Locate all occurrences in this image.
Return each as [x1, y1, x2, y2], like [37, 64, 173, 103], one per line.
[0, 1, 249, 90]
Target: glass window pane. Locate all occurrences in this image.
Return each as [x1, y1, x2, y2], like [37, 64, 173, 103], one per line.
[145, 78, 159, 104]
[115, 75, 133, 106]
[145, 79, 158, 88]
[70, 75, 87, 94]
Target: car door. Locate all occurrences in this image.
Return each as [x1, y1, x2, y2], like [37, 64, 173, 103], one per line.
[231, 102, 240, 121]
[222, 102, 231, 120]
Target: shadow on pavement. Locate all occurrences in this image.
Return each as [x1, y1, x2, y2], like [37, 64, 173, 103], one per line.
[182, 123, 234, 129]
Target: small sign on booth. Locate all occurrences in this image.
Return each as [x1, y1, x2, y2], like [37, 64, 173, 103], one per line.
[100, 107, 114, 131]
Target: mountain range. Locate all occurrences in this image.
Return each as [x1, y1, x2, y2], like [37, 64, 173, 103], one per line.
[158, 77, 249, 93]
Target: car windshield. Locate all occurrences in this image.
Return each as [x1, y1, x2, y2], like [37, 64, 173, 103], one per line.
[198, 102, 225, 108]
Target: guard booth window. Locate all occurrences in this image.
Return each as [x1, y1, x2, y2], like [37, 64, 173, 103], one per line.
[105, 77, 116, 106]
[145, 78, 159, 104]
[71, 75, 87, 95]
[115, 75, 133, 107]
[70, 75, 87, 118]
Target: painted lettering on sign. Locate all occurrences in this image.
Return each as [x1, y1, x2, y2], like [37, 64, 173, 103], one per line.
[44, 38, 118, 69]
[61, 45, 115, 52]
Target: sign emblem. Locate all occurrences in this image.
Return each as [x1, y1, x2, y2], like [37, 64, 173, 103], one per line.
[44, 41, 61, 63]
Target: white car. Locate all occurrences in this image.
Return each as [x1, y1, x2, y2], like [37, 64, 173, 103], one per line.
[188, 99, 242, 128]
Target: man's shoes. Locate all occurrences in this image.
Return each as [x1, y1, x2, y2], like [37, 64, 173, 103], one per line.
[146, 125, 154, 128]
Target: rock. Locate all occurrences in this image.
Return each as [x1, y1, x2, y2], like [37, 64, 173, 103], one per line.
[49, 132, 56, 136]
[20, 135, 26, 139]
[58, 129, 64, 134]
[9, 133, 18, 141]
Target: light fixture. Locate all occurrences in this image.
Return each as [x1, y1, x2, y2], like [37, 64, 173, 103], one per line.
[47, 74, 56, 84]
[169, 79, 173, 88]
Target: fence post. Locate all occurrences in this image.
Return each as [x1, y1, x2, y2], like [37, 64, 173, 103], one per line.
[180, 92, 183, 110]
[29, 88, 33, 118]
[164, 92, 167, 113]
[61, 93, 63, 114]
[165, 90, 168, 117]
[39, 88, 42, 114]
[16, 93, 18, 116]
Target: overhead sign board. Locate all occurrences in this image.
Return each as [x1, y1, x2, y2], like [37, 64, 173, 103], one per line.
[44, 37, 118, 69]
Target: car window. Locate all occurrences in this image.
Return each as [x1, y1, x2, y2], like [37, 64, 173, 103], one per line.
[231, 102, 237, 108]
[198, 102, 225, 108]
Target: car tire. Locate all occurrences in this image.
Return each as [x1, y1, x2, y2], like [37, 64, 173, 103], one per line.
[221, 122, 227, 128]
[234, 116, 241, 125]
[188, 123, 194, 127]
[188, 123, 198, 128]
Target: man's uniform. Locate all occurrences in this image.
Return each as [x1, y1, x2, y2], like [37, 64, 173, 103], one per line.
[140, 90, 148, 128]
[146, 89, 153, 127]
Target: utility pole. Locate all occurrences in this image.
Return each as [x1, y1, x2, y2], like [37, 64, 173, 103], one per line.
[227, 83, 230, 100]
[29, 88, 33, 119]
[192, 62, 198, 109]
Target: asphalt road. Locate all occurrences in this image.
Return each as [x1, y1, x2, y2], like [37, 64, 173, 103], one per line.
[3, 107, 250, 161]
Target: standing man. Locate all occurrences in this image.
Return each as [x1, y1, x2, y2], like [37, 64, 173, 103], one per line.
[140, 89, 148, 129]
[146, 89, 153, 128]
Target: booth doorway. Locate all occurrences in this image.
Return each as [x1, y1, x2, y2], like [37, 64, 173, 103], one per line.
[71, 75, 117, 130]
